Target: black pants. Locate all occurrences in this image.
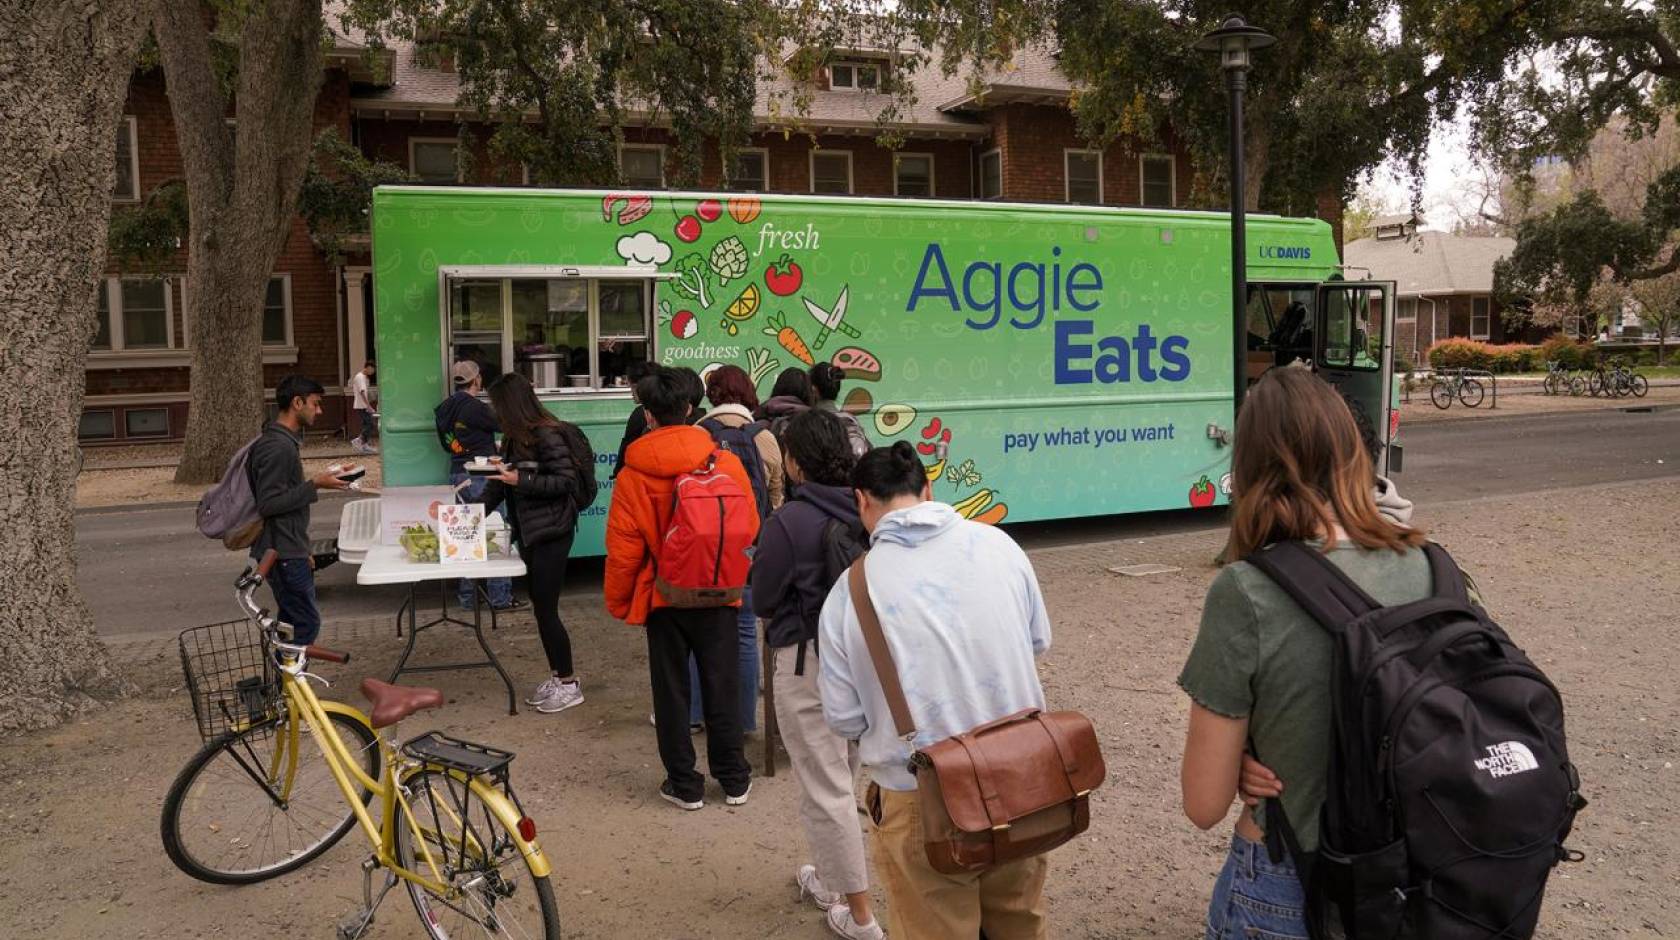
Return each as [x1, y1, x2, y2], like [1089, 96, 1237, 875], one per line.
[525, 532, 575, 676]
[646, 606, 751, 801]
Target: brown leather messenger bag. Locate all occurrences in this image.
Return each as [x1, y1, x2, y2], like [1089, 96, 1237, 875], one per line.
[847, 557, 1106, 875]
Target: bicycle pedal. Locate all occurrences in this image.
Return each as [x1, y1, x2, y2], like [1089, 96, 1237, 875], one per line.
[336, 908, 374, 940]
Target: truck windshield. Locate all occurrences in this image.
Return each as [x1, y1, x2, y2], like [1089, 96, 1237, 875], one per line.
[1321, 284, 1383, 371]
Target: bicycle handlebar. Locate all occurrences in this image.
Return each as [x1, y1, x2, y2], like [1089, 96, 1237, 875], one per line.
[306, 645, 350, 664]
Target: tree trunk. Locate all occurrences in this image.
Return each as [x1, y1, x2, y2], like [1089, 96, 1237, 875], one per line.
[158, 0, 327, 484]
[0, 1, 146, 734]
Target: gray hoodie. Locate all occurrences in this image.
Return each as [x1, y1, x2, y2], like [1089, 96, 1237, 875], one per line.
[1374, 476, 1413, 526]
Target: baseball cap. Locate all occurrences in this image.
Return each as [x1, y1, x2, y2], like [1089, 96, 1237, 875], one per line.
[451, 360, 481, 385]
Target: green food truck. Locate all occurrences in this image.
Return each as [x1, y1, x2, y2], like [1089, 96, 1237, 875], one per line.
[370, 186, 1397, 555]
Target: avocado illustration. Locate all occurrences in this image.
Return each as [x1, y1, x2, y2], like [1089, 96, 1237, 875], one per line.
[874, 403, 917, 437]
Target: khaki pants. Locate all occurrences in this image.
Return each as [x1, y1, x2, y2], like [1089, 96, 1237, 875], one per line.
[772, 644, 870, 894]
[867, 784, 1049, 940]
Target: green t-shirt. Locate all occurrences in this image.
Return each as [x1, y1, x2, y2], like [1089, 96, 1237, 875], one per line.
[1177, 542, 1482, 853]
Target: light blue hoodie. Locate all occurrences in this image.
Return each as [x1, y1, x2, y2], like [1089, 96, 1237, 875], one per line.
[817, 501, 1051, 790]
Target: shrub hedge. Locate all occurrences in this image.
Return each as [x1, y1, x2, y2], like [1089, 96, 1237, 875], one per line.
[1425, 339, 1542, 373]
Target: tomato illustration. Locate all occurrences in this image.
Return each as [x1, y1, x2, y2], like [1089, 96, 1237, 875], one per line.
[1188, 475, 1217, 508]
[763, 254, 804, 296]
[674, 215, 702, 243]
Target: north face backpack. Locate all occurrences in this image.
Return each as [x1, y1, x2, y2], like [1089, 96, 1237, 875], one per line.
[1245, 541, 1585, 940]
[655, 452, 758, 607]
[196, 436, 264, 551]
[554, 420, 599, 512]
[792, 516, 869, 675]
[699, 417, 773, 523]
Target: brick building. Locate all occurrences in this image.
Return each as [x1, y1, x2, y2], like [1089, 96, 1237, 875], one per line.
[88, 37, 1333, 443]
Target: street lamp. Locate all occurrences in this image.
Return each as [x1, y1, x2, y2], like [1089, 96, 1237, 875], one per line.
[1196, 13, 1274, 412]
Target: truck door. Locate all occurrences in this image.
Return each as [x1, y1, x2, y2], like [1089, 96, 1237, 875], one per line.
[1314, 281, 1397, 473]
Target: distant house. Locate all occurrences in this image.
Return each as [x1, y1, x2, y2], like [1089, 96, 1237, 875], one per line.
[1344, 213, 1548, 365]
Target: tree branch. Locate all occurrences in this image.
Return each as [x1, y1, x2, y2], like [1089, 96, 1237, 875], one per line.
[1625, 245, 1680, 282]
[150, 0, 234, 203]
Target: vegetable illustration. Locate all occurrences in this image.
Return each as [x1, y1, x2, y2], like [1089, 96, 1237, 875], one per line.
[762, 312, 814, 364]
[709, 236, 750, 283]
[874, 403, 916, 436]
[952, 488, 1007, 524]
[602, 193, 653, 225]
[674, 215, 702, 243]
[916, 416, 952, 456]
[659, 301, 698, 340]
[720, 284, 762, 335]
[672, 253, 713, 308]
[696, 198, 723, 222]
[945, 459, 982, 488]
[728, 196, 761, 223]
[763, 254, 803, 296]
[746, 347, 780, 386]
[973, 503, 1009, 526]
[1188, 475, 1217, 508]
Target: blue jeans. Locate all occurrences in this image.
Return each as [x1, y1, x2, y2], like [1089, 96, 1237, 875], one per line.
[270, 557, 321, 646]
[450, 470, 513, 608]
[1205, 831, 1309, 940]
[688, 584, 759, 732]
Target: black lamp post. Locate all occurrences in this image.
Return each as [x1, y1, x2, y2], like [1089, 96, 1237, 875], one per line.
[1196, 13, 1274, 412]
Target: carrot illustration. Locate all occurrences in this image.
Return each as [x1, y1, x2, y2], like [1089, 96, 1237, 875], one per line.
[763, 312, 814, 365]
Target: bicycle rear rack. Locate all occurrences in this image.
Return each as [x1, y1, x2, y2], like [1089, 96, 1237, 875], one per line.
[402, 730, 514, 780]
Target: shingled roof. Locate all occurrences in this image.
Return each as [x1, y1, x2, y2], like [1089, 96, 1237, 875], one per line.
[1343, 231, 1516, 296]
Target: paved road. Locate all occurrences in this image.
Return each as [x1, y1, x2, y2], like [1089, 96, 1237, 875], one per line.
[76, 404, 1678, 638]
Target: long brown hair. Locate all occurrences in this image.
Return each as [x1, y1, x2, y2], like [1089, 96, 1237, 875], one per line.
[487, 372, 559, 454]
[1228, 368, 1425, 558]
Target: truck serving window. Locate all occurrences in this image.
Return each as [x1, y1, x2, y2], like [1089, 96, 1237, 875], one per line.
[444, 270, 655, 394]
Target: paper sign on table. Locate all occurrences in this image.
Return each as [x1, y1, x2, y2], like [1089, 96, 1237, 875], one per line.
[436, 503, 488, 564]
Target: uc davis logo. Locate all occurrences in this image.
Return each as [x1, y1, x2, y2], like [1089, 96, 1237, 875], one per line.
[1258, 245, 1312, 259]
[1474, 741, 1540, 779]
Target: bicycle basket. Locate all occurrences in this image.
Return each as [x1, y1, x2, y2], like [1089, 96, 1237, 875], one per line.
[178, 619, 281, 742]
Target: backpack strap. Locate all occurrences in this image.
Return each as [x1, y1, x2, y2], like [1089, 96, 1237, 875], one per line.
[1244, 540, 1382, 631]
[847, 557, 916, 740]
[1422, 541, 1469, 604]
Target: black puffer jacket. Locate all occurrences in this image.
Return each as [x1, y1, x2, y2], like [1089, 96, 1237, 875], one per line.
[480, 423, 580, 549]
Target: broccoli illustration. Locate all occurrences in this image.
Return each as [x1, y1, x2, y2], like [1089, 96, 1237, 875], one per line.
[672, 252, 713, 309]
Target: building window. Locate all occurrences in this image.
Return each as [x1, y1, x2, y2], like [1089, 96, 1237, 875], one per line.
[829, 62, 880, 90]
[410, 139, 461, 184]
[92, 281, 113, 350]
[447, 276, 655, 392]
[263, 275, 292, 347]
[125, 408, 170, 438]
[119, 278, 172, 349]
[619, 145, 665, 188]
[1471, 296, 1491, 340]
[811, 150, 853, 195]
[78, 411, 116, 441]
[1065, 150, 1102, 204]
[979, 149, 1002, 200]
[114, 117, 140, 202]
[732, 149, 768, 192]
[894, 153, 934, 197]
[1140, 154, 1175, 207]
[1397, 298, 1417, 322]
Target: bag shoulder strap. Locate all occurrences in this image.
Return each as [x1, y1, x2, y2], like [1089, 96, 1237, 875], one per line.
[1244, 540, 1382, 632]
[847, 557, 916, 739]
[1421, 541, 1469, 604]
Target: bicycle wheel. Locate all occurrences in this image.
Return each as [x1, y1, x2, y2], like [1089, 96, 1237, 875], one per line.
[1430, 381, 1454, 409]
[1459, 379, 1485, 408]
[396, 767, 561, 940]
[1568, 376, 1586, 397]
[1542, 373, 1559, 396]
[1632, 374, 1649, 397]
[1588, 371, 1605, 396]
[162, 709, 380, 885]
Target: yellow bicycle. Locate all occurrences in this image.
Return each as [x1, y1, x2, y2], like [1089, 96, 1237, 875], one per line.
[161, 550, 560, 939]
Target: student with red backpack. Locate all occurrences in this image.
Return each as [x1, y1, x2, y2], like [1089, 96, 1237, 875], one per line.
[606, 367, 760, 810]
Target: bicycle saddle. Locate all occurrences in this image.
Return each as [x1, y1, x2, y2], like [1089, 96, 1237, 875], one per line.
[360, 678, 445, 728]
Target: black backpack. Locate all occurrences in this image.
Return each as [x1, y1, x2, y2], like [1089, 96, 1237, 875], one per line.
[554, 420, 599, 512]
[1245, 541, 1585, 940]
[699, 417, 773, 523]
[792, 516, 868, 676]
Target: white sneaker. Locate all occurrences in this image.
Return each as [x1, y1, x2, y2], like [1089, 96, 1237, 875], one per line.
[534, 679, 583, 714]
[526, 676, 564, 706]
[797, 864, 843, 911]
[826, 906, 884, 940]
[724, 782, 751, 806]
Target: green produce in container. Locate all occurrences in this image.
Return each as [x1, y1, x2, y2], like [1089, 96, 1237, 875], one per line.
[399, 523, 440, 563]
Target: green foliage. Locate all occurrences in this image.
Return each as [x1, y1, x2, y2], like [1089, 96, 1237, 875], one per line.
[107, 180, 189, 273]
[297, 129, 413, 263]
[1540, 334, 1598, 370]
[1426, 339, 1541, 373]
[1494, 191, 1661, 316]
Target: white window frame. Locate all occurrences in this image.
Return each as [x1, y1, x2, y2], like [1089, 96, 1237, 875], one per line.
[1139, 153, 1176, 207]
[979, 148, 1003, 200]
[829, 61, 881, 91]
[261, 273, 295, 348]
[91, 276, 176, 353]
[1471, 296, 1492, 340]
[893, 152, 936, 197]
[408, 137, 462, 183]
[731, 147, 770, 192]
[618, 144, 666, 188]
[114, 116, 140, 203]
[1063, 149, 1103, 204]
[810, 149, 854, 195]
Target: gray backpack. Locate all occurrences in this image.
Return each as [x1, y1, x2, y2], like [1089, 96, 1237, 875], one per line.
[196, 437, 264, 550]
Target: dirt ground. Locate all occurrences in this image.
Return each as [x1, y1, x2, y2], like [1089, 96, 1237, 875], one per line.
[75, 438, 380, 509]
[1400, 383, 1680, 425]
[12, 477, 1677, 938]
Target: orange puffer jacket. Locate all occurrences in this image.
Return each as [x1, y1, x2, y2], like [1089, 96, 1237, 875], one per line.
[604, 424, 759, 625]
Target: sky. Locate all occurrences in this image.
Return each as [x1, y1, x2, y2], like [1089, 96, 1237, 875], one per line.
[1361, 109, 1487, 230]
